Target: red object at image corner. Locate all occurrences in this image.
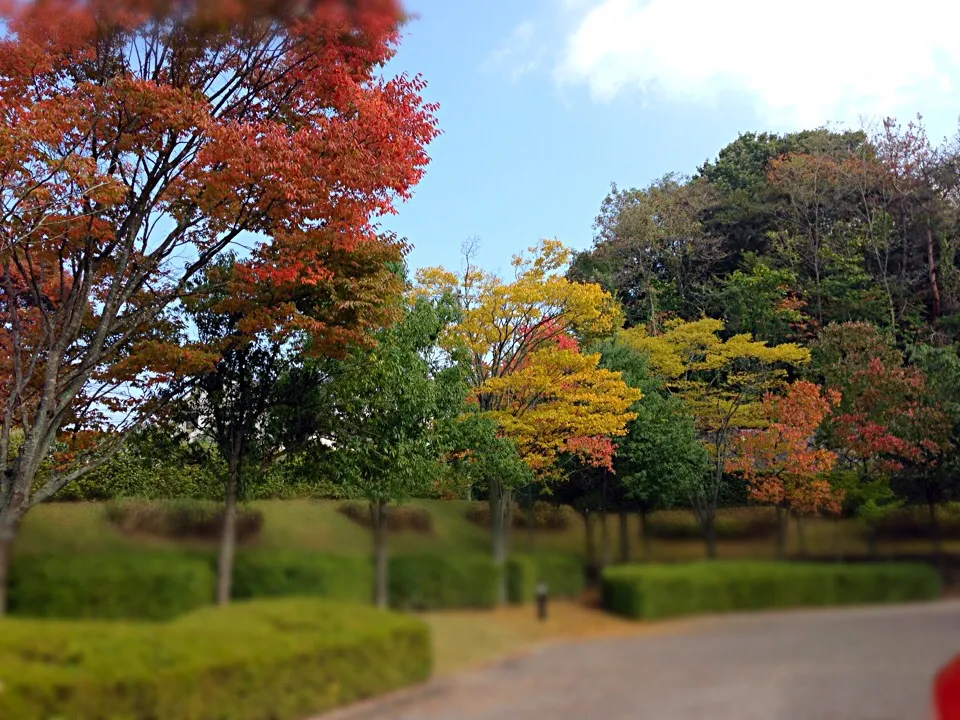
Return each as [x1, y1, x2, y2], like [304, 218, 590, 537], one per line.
[935, 655, 960, 719]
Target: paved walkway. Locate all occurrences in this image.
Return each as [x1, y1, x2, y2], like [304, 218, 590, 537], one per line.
[319, 601, 960, 720]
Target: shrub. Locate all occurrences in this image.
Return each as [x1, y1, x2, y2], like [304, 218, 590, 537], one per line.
[645, 507, 778, 541]
[0, 598, 431, 720]
[388, 553, 500, 610]
[337, 501, 433, 534]
[8, 552, 214, 620]
[870, 504, 960, 541]
[602, 561, 941, 620]
[507, 553, 584, 603]
[232, 550, 372, 602]
[104, 498, 264, 542]
[465, 501, 575, 532]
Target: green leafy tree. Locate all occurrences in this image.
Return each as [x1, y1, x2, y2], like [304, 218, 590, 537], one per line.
[317, 297, 467, 608]
[710, 258, 808, 343]
[592, 338, 708, 560]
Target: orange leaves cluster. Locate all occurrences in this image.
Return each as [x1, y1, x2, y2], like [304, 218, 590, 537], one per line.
[729, 380, 843, 516]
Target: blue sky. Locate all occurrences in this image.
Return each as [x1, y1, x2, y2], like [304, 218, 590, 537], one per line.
[380, 0, 960, 277]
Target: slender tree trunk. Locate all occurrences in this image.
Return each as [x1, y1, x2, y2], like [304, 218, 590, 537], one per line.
[0, 532, 12, 616]
[216, 438, 242, 606]
[796, 513, 807, 557]
[926, 226, 942, 318]
[0, 493, 25, 617]
[775, 505, 786, 560]
[371, 499, 388, 609]
[582, 510, 596, 567]
[703, 513, 717, 560]
[867, 526, 880, 559]
[489, 478, 510, 606]
[618, 510, 630, 563]
[639, 508, 651, 561]
[929, 500, 942, 565]
[599, 510, 612, 568]
[834, 515, 842, 562]
[525, 487, 536, 559]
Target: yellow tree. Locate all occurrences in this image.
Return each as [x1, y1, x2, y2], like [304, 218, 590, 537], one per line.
[621, 318, 810, 558]
[417, 240, 637, 599]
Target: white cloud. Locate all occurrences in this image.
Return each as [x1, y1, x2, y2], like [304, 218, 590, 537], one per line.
[480, 21, 545, 81]
[556, 0, 960, 127]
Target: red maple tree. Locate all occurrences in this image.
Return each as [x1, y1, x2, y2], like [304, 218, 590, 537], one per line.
[729, 380, 841, 556]
[0, 0, 438, 613]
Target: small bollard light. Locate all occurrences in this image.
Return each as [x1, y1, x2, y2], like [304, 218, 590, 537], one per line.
[535, 582, 549, 621]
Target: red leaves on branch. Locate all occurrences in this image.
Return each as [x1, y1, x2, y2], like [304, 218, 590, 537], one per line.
[565, 435, 616, 472]
[0, 0, 438, 505]
[829, 357, 948, 473]
[730, 380, 842, 516]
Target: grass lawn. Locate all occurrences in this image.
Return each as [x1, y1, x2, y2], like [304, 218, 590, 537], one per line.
[420, 601, 658, 676]
[14, 498, 959, 561]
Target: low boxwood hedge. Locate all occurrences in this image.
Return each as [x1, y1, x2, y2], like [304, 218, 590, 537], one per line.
[8, 552, 214, 620]
[0, 598, 431, 720]
[388, 553, 500, 610]
[232, 549, 372, 602]
[602, 561, 941, 620]
[506, 553, 584, 603]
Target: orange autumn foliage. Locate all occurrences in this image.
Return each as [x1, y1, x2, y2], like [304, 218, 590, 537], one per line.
[729, 380, 843, 516]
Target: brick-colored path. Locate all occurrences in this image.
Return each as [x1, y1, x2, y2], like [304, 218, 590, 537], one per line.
[319, 601, 960, 720]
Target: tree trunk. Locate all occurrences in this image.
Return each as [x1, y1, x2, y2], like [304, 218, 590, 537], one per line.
[926, 226, 942, 318]
[929, 501, 942, 565]
[216, 439, 242, 606]
[489, 478, 511, 606]
[599, 510, 611, 568]
[775, 505, 786, 560]
[638, 508, 651, 561]
[582, 510, 596, 566]
[867, 526, 880, 559]
[371, 499, 388, 609]
[703, 513, 717, 560]
[833, 515, 843, 562]
[796, 513, 807, 557]
[618, 510, 630, 563]
[0, 495, 25, 617]
[0, 533, 12, 616]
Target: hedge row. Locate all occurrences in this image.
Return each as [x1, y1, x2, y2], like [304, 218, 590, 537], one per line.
[602, 561, 941, 620]
[233, 550, 373, 602]
[9, 550, 585, 618]
[464, 501, 575, 532]
[337, 501, 434, 534]
[0, 598, 431, 720]
[104, 499, 265, 542]
[8, 553, 214, 620]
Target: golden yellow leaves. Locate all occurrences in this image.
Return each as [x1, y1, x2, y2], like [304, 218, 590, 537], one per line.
[478, 349, 641, 477]
[415, 239, 635, 479]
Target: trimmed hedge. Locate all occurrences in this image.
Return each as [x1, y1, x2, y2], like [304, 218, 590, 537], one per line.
[232, 550, 372, 602]
[507, 553, 584, 603]
[8, 552, 213, 620]
[337, 501, 433, 534]
[602, 561, 941, 620]
[465, 501, 575, 532]
[388, 553, 500, 610]
[0, 598, 431, 720]
[104, 498, 264, 542]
